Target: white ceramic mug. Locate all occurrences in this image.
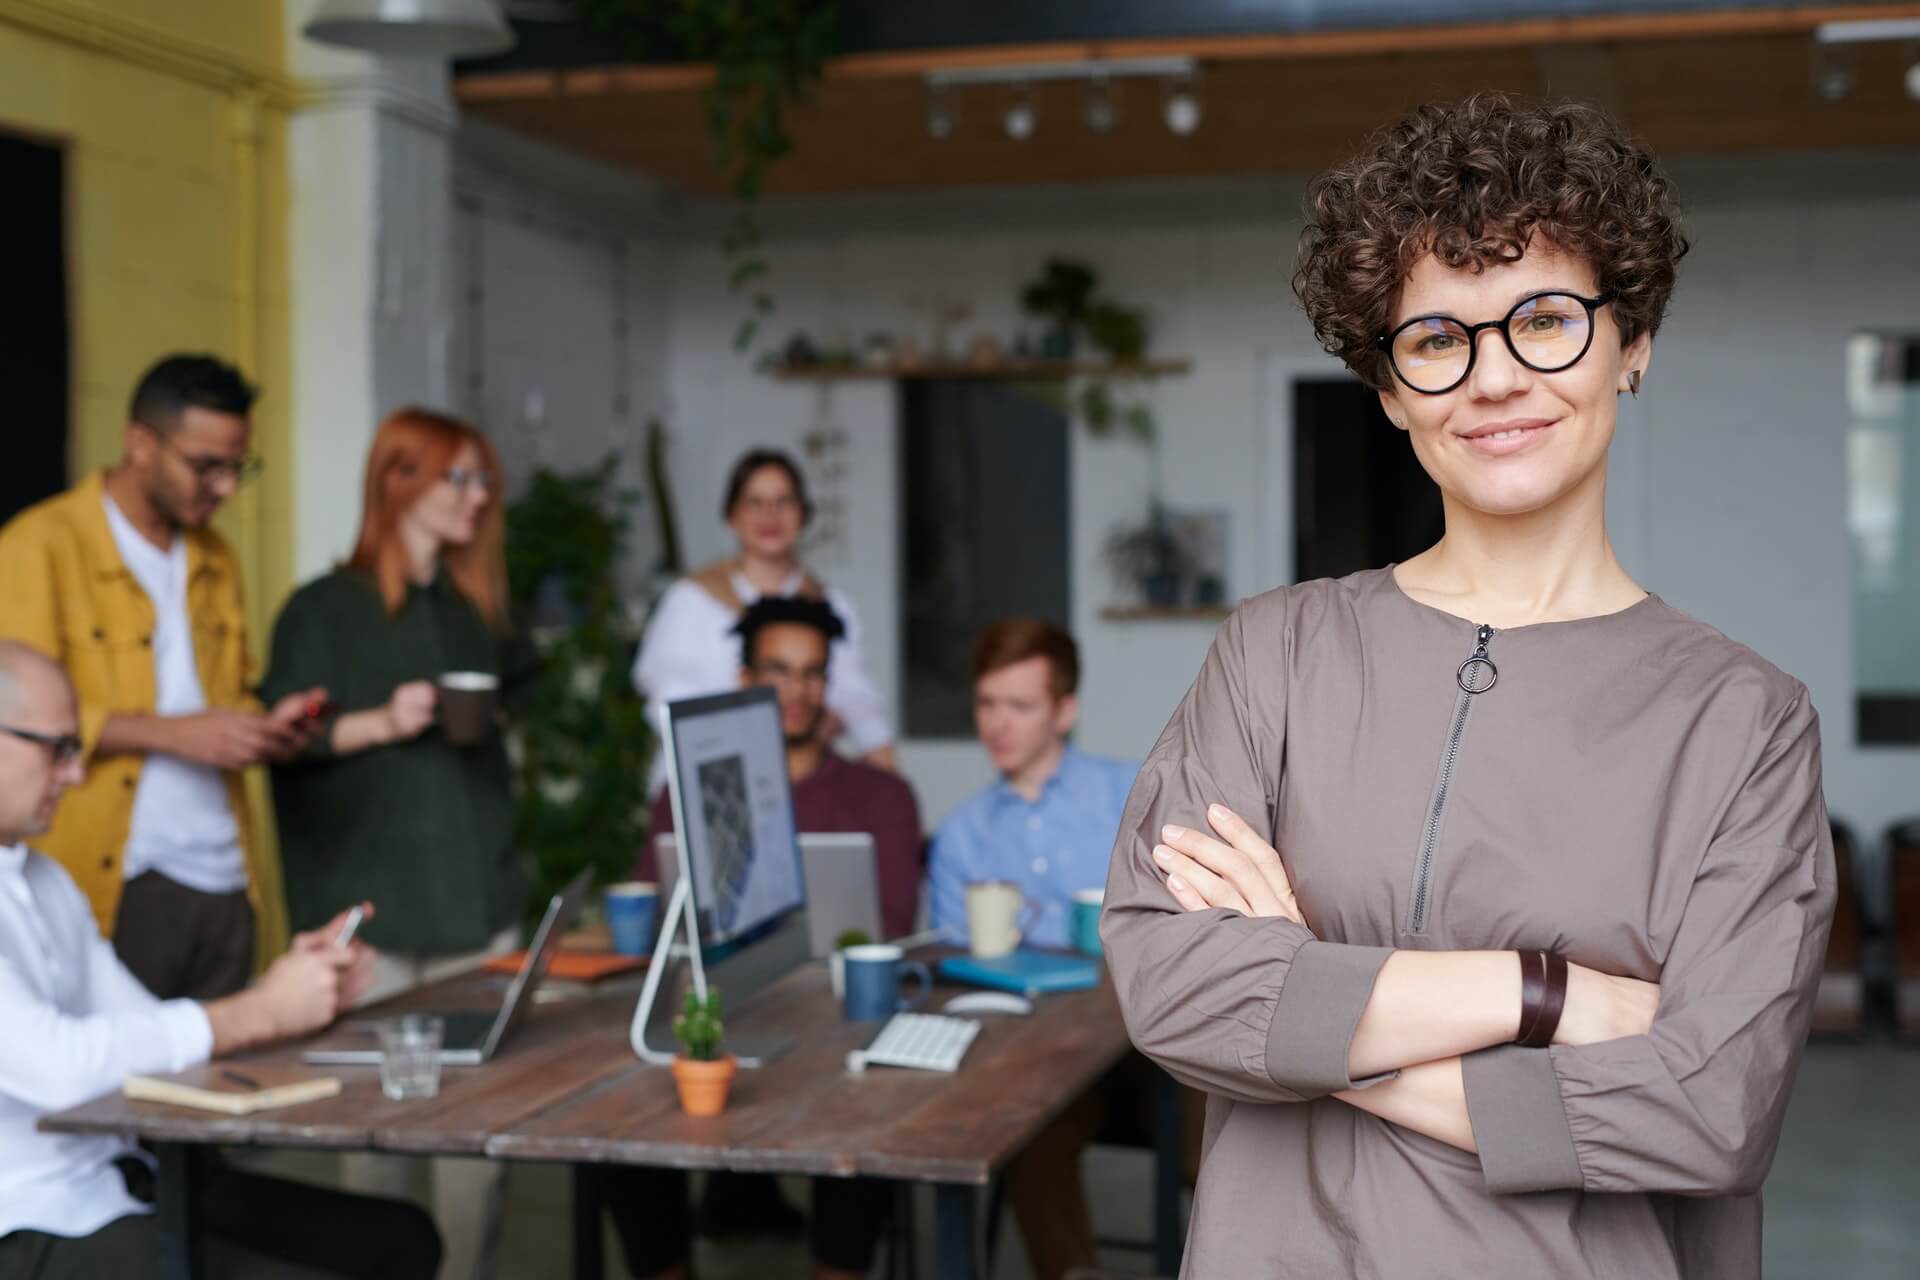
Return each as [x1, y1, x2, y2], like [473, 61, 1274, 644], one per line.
[965, 880, 1036, 959]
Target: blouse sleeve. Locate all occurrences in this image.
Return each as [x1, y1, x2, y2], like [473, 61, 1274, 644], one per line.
[632, 581, 727, 732]
[1101, 599, 1395, 1104]
[823, 588, 893, 754]
[1463, 687, 1835, 1197]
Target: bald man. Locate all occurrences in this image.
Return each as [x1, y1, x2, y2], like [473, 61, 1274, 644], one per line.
[0, 643, 440, 1279]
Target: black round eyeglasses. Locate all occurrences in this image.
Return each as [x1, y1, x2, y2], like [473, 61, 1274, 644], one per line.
[1376, 291, 1615, 395]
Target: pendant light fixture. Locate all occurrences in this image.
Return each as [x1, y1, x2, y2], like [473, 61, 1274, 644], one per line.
[303, 0, 516, 59]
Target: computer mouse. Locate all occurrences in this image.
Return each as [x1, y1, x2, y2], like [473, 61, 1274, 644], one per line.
[943, 991, 1033, 1017]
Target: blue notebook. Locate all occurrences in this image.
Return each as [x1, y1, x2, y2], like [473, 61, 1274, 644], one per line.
[938, 950, 1100, 997]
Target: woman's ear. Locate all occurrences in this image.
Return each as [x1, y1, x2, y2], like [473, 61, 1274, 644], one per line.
[1377, 386, 1409, 432]
[1620, 332, 1652, 395]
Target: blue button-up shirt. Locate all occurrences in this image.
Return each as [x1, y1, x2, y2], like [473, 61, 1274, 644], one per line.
[928, 746, 1141, 950]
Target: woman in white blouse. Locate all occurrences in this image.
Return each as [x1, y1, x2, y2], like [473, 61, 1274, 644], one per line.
[633, 449, 896, 771]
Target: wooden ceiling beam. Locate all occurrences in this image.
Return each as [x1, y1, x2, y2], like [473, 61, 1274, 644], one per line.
[456, 3, 1920, 102]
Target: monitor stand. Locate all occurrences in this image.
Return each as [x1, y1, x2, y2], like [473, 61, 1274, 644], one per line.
[629, 873, 790, 1068]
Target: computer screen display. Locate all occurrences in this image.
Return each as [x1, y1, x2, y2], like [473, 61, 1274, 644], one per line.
[661, 687, 805, 948]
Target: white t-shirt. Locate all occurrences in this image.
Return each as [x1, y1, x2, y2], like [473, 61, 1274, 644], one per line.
[101, 495, 247, 894]
[0, 843, 213, 1238]
[631, 568, 892, 788]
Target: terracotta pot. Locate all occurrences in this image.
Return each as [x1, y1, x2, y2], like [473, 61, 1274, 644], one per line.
[671, 1053, 738, 1117]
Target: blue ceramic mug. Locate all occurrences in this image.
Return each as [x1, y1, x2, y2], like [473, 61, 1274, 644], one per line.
[1070, 889, 1104, 957]
[604, 882, 659, 956]
[841, 944, 932, 1022]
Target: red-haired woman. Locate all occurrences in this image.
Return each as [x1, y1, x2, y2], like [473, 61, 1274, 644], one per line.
[259, 408, 529, 1278]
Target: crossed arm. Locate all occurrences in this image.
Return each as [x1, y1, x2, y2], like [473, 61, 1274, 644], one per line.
[1150, 805, 1660, 1153]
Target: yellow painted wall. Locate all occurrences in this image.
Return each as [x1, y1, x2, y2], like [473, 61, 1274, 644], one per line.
[0, 0, 296, 959]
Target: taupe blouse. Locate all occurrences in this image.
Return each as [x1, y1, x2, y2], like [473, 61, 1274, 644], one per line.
[1103, 568, 1834, 1279]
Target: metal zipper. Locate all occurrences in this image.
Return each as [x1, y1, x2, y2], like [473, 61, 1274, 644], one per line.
[1407, 623, 1498, 934]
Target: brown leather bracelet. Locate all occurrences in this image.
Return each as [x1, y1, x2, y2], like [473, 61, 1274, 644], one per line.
[1514, 949, 1545, 1046]
[1518, 951, 1569, 1049]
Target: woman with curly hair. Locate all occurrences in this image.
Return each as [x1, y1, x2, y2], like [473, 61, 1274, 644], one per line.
[1103, 95, 1833, 1277]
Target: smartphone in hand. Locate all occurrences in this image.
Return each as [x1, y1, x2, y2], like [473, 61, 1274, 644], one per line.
[333, 905, 365, 948]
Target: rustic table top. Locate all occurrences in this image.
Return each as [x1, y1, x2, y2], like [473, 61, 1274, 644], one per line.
[40, 950, 1133, 1187]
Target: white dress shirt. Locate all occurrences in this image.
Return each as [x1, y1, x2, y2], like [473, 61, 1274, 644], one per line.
[101, 495, 247, 895]
[0, 843, 213, 1239]
[632, 569, 893, 787]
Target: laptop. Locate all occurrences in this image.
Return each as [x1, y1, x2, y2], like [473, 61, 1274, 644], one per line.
[653, 831, 883, 958]
[304, 868, 593, 1067]
[798, 833, 883, 956]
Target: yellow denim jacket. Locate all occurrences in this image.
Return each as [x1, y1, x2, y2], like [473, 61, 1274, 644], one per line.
[0, 471, 262, 935]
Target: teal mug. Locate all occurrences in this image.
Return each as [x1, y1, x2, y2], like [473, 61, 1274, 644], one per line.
[1070, 889, 1104, 957]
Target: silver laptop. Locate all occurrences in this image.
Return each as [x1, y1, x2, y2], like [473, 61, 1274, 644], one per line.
[304, 868, 593, 1067]
[798, 833, 883, 956]
[654, 831, 882, 959]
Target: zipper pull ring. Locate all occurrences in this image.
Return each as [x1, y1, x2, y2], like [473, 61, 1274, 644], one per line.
[1457, 624, 1498, 694]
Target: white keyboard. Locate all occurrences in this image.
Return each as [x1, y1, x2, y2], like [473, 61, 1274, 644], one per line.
[845, 1012, 981, 1074]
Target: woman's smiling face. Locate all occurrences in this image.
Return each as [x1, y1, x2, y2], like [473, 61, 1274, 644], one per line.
[1377, 239, 1650, 519]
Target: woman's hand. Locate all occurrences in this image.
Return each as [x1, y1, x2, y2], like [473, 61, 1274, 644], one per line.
[1152, 803, 1307, 927]
[1556, 963, 1662, 1046]
[383, 680, 437, 742]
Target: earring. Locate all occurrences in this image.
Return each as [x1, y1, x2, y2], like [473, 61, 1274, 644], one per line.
[1627, 370, 1642, 397]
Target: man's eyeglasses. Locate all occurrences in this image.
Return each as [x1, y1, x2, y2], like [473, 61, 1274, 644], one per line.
[135, 422, 265, 487]
[1376, 291, 1616, 395]
[749, 662, 827, 688]
[0, 724, 83, 765]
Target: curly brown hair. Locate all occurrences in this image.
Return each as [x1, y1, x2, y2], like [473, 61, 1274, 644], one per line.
[1293, 94, 1689, 390]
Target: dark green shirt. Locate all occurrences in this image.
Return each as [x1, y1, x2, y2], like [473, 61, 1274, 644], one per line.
[259, 568, 531, 955]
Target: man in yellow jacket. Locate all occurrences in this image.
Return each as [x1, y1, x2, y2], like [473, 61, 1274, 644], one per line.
[0, 355, 324, 1001]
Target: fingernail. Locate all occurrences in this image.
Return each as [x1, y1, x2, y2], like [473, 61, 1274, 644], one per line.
[1167, 874, 1187, 891]
[1208, 803, 1228, 820]
[1152, 846, 1172, 866]
[1161, 824, 1184, 840]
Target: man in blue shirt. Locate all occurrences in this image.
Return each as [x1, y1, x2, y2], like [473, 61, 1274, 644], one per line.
[927, 618, 1143, 1280]
[929, 618, 1138, 949]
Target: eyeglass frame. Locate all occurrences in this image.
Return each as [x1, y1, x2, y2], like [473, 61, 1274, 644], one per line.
[1375, 290, 1617, 395]
[442, 466, 493, 493]
[0, 723, 84, 765]
[133, 420, 266, 487]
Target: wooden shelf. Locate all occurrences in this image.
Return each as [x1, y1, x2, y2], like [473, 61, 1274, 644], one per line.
[770, 357, 1190, 383]
[1100, 605, 1231, 622]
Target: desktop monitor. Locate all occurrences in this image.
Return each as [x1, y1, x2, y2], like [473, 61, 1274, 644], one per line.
[659, 687, 806, 951]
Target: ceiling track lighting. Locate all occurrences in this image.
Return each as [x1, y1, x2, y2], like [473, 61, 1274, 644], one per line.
[1084, 73, 1117, 134]
[1813, 18, 1920, 102]
[926, 83, 955, 140]
[1164, 77, 1202, 136]
[1003, 83, 1037, 141]
[924, 57, 1202, 141]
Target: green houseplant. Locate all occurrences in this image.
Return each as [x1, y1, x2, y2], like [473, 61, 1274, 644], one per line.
[1016, 257, 1161, 441]
[671, 987, 736, 1115]
[576, 0, 840, 350]
[504, 456, 654, 930]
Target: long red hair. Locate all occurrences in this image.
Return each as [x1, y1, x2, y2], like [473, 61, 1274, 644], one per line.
[345, 408, 509, 628]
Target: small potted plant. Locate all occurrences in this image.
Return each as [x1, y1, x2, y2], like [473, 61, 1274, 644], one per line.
[671, 988, 736, 1117]
[829, 928, 871, 1000]
[1020, 258, 1097, 359]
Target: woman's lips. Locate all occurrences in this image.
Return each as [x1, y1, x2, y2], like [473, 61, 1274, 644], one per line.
[1459, 419, 1554, 457]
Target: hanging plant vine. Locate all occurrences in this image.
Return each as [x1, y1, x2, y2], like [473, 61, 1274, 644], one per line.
[575, 0, 839, 350]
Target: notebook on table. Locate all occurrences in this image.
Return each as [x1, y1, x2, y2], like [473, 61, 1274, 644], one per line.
[124, 1065, 341, 1115]
[937, 950, 1100, 997]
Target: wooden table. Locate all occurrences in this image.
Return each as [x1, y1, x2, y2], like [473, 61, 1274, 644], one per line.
[39, 953, 1180, 1280]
